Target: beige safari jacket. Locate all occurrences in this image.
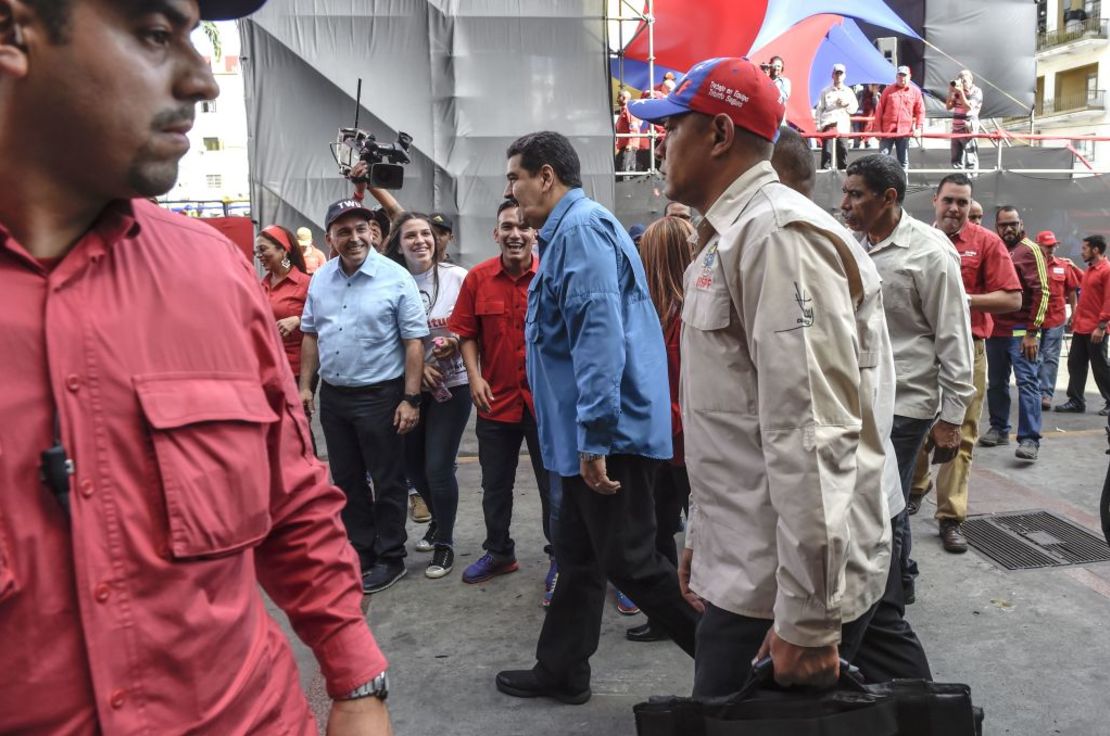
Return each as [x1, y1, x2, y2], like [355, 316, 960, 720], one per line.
[682, 162, 892, 648]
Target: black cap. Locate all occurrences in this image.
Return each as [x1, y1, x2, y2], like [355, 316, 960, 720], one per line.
[324, 199, 392, 238]
[429, 212, 454, 232]
[198, 0, 268, 20]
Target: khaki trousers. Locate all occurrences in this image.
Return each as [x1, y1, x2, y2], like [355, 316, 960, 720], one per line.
[911, 339, 986, 521]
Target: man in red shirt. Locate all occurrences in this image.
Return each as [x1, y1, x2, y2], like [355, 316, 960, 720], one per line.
[448, 200, 555, 597]
[1057, 235, 1110, 414]
[1035, 230, 1080, 410]
[980, 206, 1050, 461]
[615, 89, 643, 172]
[910, 174, 1020, 556]
[0, 1, 392, 734]
[870, 66, 924, 173]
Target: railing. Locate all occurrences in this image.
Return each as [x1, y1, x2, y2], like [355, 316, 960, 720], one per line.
[1037, 90, 1106, 116]
[1037, 16, 1109, 50]
[158, 198, 251, 217]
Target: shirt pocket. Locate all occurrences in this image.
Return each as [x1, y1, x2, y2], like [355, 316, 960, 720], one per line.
[477, 298, 506, 321]
[134, 373, 278, 559]
[682, 288, 731, 332]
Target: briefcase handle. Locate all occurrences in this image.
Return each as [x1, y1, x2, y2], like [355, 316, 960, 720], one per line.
[734, 657, 867, 702]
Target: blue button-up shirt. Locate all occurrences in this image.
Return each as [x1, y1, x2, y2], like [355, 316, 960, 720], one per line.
[526, 188, 672, 477]
[301, 250, 428, 386]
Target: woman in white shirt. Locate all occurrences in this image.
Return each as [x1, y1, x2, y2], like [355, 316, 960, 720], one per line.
[386, 213, 471, 580]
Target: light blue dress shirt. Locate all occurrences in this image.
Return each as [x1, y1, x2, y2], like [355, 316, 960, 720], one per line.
[300, 250, 428, 387]
[526, 188, 673, 477]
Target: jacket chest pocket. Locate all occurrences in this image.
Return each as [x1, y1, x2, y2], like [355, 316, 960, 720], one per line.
[135, 374, 278, 559]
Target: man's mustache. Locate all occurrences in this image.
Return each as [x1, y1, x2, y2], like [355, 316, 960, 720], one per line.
[151, 107, 196, 131]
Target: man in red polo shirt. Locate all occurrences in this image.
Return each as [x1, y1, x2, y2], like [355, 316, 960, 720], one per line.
[0, 1, 391, 733]
[1035, 230, 1080, 410]
[1057, 235, 1110, 414]
[909, 174, 1020, 557]
[448, 200, 555, 599]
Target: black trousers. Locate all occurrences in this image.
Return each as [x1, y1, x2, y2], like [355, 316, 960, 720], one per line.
[651, 464, 691, 568]
[693, 603, 873, 698]
[820, 125, 848, 170]
[534, 454, 699, 692]
[854, 515, 933, 682]
[319, 379, 408, 572]
[890, 415, 933, 599]
[475, 410, 552, 559]
[1065, 333, 1110, 408]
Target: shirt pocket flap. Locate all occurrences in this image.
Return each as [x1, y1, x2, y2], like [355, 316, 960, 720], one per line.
[476, 299, 506, 316]
[682, 290, 732, 332]
[134, 374, 276, 559]
[135, 375, 279, 429]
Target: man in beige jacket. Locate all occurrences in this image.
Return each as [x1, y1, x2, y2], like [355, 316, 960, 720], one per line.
[632, 57, 892, 695]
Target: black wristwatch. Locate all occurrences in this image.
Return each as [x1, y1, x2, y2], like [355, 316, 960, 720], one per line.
[403, 393, 421, 407]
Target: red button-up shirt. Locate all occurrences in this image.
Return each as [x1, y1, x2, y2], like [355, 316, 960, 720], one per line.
[1073, 257, 1110, 334]
[448, 254, 536, 423]
[871, 82, 925, 136]
[261, 267, 310, 380]
[0, 200, 385, 735]
[1044, 255, 1081, 329]
[948, 222, 1021, 339]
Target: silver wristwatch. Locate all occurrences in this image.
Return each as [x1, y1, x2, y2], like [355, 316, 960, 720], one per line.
[341, 670, 389, 701]
[579, 452, 605, 463]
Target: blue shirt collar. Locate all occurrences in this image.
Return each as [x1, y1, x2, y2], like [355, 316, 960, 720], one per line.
[334, 247, 382, 280]
[538, 188, 587, 250]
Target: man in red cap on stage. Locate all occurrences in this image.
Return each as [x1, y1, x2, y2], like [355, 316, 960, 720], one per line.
[870, 65, 924, 174]
[0, 1, 392, 733]
[632, 57, 894, 694]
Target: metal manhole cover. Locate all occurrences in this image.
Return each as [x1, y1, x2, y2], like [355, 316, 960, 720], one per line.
[962, 510, 1110, 571]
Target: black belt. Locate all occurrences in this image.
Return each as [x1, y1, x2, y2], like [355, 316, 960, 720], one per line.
[322, 376, 402, 394]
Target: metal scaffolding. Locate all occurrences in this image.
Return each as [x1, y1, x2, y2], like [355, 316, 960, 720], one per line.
[609, 0, 661, 177]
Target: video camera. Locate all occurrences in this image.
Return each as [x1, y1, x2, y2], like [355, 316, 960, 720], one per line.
[335, 127, 412, 190]
[331, 78, 413, 190]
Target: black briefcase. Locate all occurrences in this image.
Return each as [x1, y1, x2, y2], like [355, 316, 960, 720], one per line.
[633, 659, 984, 736]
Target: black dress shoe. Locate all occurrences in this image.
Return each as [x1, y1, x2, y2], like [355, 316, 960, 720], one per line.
[1055, 400, 1086, 413]
[626, 621, 670, 643]
[495, 669, 591, 705]
[362, 560, 407, 594]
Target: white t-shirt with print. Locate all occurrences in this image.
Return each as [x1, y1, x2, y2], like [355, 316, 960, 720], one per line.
[412, 263, 469, 389]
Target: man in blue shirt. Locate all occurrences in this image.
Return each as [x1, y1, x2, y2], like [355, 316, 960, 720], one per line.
[494, 131, 699, 705]
[299, 199, 428, 594]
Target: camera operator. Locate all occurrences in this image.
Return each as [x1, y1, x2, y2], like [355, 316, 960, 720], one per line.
[946, 69, 983, 172]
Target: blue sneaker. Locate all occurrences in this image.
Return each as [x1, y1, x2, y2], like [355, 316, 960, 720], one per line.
[462, 552, 519, 584]
[615, 588, 640, 616]
[542, 559, 558, 608]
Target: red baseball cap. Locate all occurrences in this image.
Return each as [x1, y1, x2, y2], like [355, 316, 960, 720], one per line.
[1036, 230, 1059, 246]
[630, 57, 785, 141]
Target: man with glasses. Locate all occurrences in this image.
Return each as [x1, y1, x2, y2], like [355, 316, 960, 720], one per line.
[980, 206, 1050, 462]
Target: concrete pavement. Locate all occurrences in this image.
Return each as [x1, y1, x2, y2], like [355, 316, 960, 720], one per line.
[271, 375, 1110, 736]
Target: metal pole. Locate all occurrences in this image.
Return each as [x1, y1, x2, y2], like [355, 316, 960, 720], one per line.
[647, 0, 656, 174]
